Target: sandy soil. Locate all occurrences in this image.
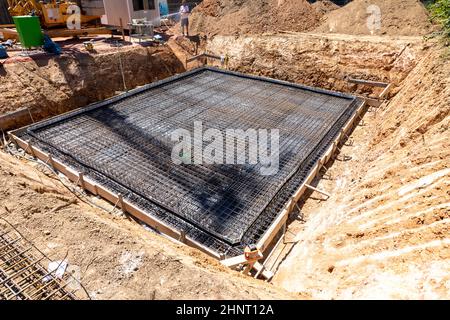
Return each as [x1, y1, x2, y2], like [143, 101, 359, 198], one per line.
[315, 0, 435, 36]
[205, 32, 449, 299]
[311, 0, 339, 15]
[0, 3, 448, 299]
[189, 0, 434, 37]
[189, 0, 321, 36]
[206, 33, 426, 95]
[0, 39, 185, 130]
[274, 44, 450, 299]
[0, 150, 296, 300]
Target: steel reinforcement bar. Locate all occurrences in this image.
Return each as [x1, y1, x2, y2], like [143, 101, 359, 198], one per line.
[9, 67, 366, 278]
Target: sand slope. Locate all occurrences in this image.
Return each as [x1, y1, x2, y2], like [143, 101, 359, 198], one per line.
[315, 0, 435, 36]
[190, 0, 321, 36]
[275, 44, 450, 299]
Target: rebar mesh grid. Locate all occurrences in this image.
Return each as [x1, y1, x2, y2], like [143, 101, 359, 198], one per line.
[17, 67, 362, 257]
[0, 219, 89, 300]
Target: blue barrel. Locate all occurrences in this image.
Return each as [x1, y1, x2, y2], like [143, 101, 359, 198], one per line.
[159, 0, 169, 16]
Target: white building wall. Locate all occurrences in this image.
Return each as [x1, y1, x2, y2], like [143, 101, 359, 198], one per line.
[101, 0, 161, 29]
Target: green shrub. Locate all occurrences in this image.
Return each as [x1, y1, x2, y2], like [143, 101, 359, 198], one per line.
[427, 0, 450, 37]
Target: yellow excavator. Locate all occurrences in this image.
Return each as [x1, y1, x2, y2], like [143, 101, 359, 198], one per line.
[1, 0, 111, 41]
[7, 0, 100, 28]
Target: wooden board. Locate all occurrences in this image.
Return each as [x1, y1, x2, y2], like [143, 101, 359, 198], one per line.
[256, 99, 367, 254]
[45, 27, 112, 38]
[348, 78, 389, 88]
[8, 132, 222, 261]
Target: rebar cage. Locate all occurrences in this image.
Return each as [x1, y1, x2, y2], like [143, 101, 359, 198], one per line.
[14, 67, 363, 257]
[0, 218, 89, 300]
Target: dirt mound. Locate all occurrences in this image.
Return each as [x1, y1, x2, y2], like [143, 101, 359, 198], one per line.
[310, 0, 339, 15]
[190, 0, 322, 36]
[315, 0, 435, 36]
[0, 44, 184, 131]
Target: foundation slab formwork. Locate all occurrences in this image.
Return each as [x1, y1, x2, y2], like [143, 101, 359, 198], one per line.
[10, 67, 364, 261]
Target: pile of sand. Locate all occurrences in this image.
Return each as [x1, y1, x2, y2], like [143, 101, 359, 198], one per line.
[314, 0, 435, 36]
[189, 0, 435, 37]
[310, 0, 339, 15]
[189, 0, 323, 36]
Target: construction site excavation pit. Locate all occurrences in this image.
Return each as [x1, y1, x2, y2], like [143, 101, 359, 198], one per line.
[10, 67, 364, 261]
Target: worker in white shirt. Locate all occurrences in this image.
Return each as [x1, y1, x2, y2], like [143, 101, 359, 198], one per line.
[180, 0, 190, 36]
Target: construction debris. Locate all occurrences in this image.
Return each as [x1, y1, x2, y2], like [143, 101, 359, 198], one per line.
[0, 218, 89, 300]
